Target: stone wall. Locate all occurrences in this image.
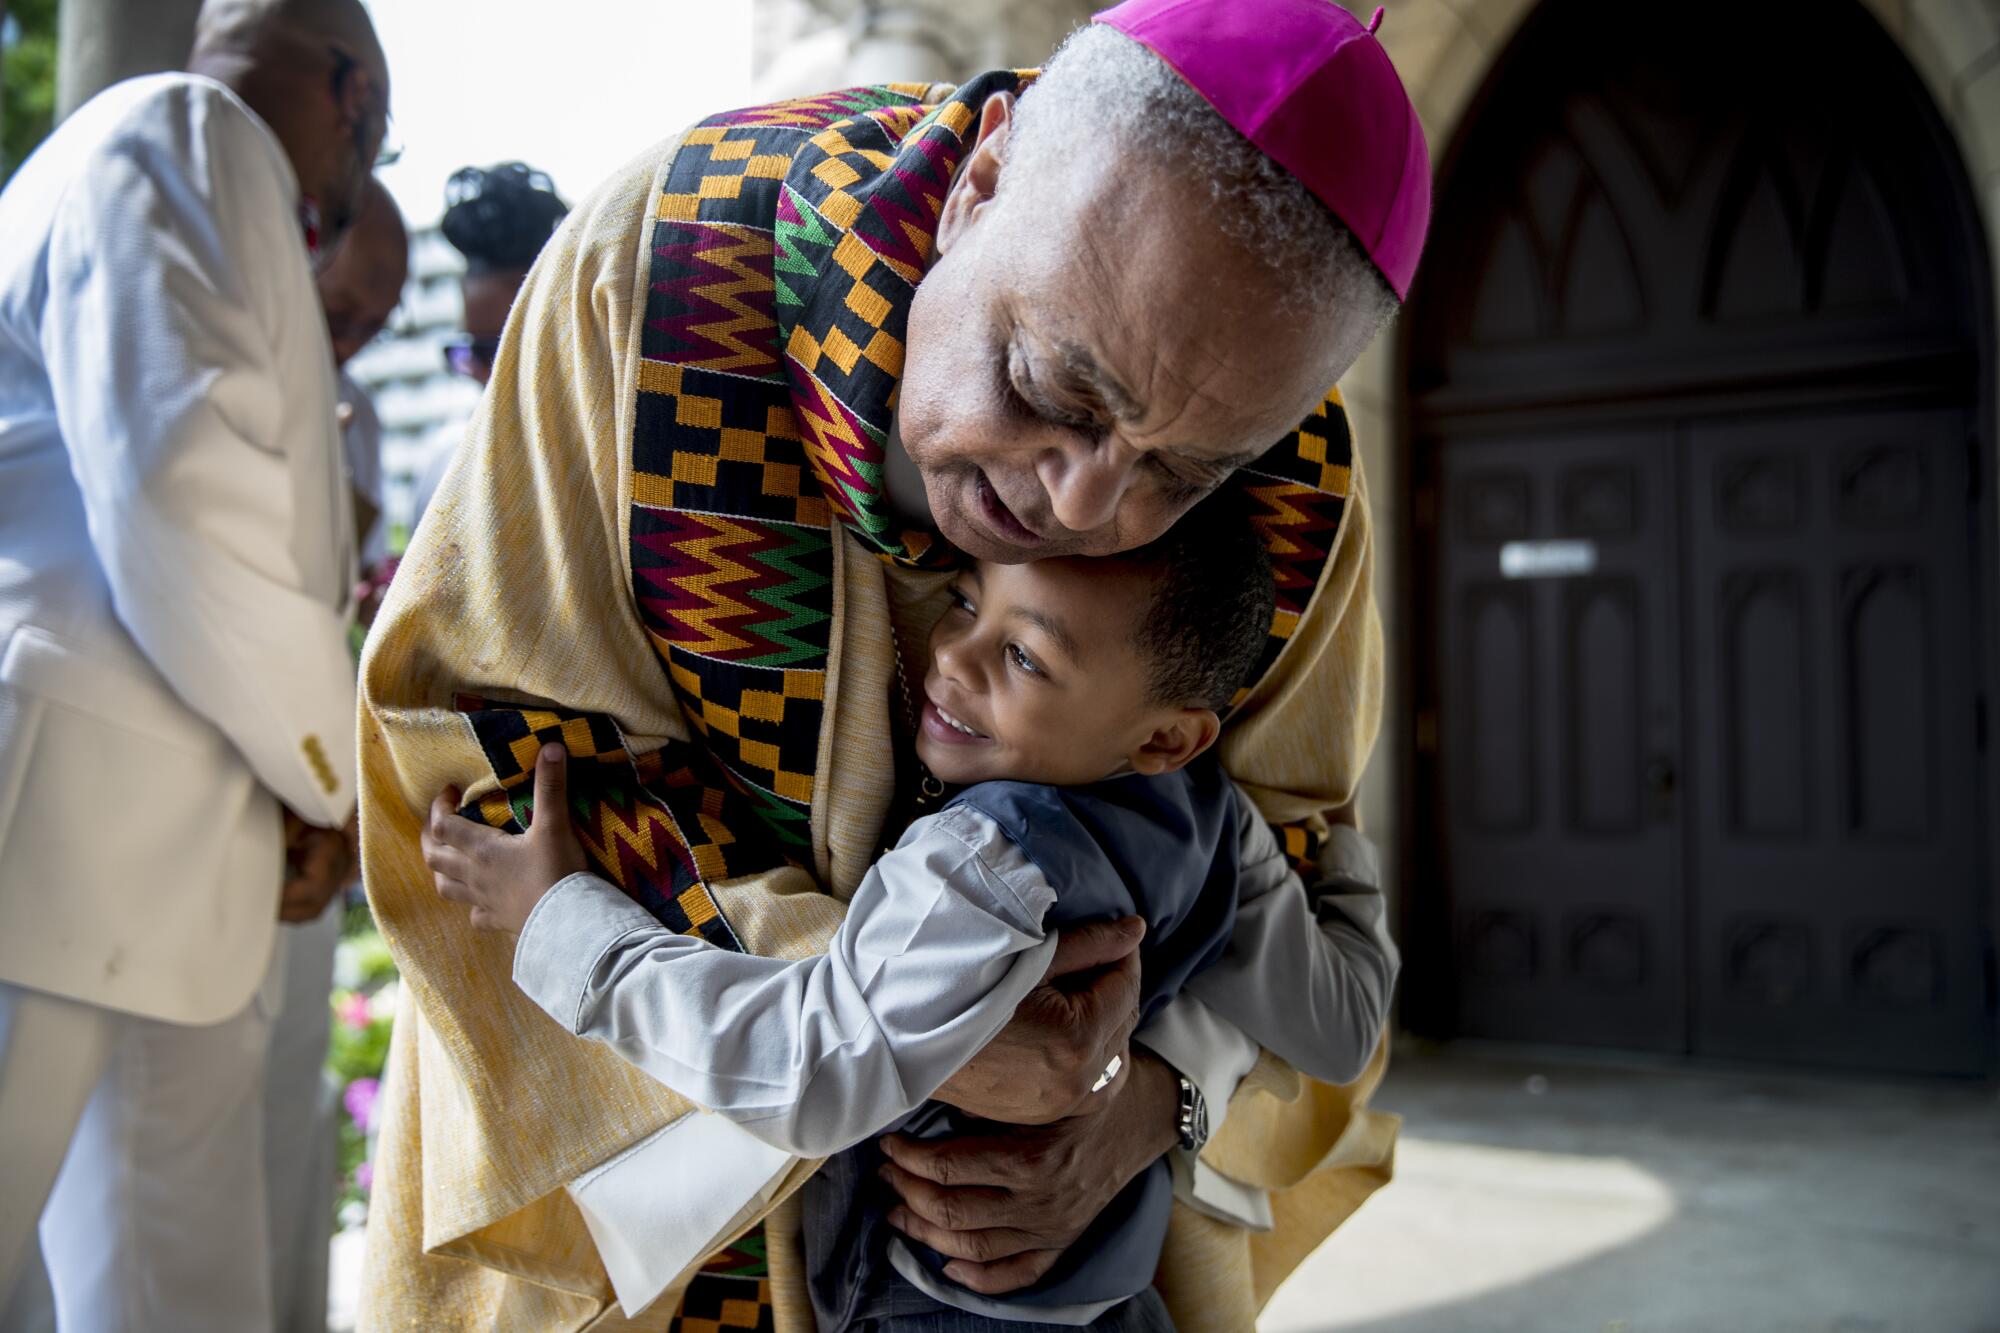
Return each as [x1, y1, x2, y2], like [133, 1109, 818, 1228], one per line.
[753, 0, 1096, 95]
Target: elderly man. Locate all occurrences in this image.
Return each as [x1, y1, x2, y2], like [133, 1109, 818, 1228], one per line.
[0, 1, 388, 1328]
[359, 1, 1425, 1328]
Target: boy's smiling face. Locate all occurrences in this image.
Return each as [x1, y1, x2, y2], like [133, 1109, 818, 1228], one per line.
[915, 557, 1217, 788]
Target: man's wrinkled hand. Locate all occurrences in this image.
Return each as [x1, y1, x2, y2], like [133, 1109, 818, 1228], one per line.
[877, 1049, 1181, 1295]
[929, 915, 1146, 1124]
[279, 807, 356, 923]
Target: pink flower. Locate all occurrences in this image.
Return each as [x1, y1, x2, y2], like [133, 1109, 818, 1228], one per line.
[337, 992, 372, 1031]
[343, 1077, 381, 1133]
[354, 1160, 374, 1194]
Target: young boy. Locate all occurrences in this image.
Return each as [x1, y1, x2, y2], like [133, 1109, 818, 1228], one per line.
[422, 495, 1391, 1330]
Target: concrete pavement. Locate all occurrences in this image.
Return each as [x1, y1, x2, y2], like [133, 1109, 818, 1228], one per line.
[1260, 1044, 2000, 1333]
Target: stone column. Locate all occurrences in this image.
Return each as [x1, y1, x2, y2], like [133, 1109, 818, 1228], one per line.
[56, 0, 201, 119]
[755, 0, 1098, 98]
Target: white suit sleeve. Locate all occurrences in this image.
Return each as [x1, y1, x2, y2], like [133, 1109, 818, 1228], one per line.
[36, 87, 357, 825]
[512, 805, 1059, 1158]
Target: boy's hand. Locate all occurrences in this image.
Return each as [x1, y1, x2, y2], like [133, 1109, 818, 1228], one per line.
[423, 744, 586, 934]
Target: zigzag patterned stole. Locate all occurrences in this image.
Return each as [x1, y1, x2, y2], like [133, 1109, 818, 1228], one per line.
[451, 80, 1020, 898]
[626, 74, 1028, 878]
[451, 697, 745, 950]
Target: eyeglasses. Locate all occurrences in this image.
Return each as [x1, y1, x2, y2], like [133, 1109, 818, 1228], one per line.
[328, 46, 399, 168]
[443, 333, 502, 380]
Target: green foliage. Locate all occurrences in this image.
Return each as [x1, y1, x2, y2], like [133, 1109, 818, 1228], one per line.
[2, 0, 59, 185]
[327, 990, 394, 1078]
[329, 900, 400, 1223]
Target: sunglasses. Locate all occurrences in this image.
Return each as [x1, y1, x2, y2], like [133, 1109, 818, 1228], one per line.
[443, 334, 502, 379]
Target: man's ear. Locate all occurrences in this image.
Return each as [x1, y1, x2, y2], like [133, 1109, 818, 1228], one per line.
[935, 92, 1015, 258]
[1130, 708, 1222, 776]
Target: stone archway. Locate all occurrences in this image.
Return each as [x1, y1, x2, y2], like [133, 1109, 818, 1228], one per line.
[1390, 0, 1994, 1071]
[1345, 0, 2000, 921]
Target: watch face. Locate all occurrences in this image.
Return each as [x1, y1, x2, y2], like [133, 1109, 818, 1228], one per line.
[1178, 1076, 1207, 1150]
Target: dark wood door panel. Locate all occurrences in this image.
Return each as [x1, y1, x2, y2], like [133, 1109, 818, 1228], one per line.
[1685, 409, 1987, 1073]
[1435, 428, 1685, 1051]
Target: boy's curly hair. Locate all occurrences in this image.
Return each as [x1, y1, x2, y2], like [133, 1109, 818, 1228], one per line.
[1127, 487, 1276, 711]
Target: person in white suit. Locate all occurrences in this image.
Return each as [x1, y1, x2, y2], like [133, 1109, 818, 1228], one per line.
[0, 1, 390, 1327]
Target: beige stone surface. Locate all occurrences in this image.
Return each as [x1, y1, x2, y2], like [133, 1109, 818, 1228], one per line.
[1340, 338, 1404, 869]
[1346, 0, 1483, 99]
[1411, 24, 1502, 154]
[1862, 0, 1914, 41]
[1954, 51, 2000, 185]
[1911, 0, 2000, 78]
[1436, 0, 1541, 55]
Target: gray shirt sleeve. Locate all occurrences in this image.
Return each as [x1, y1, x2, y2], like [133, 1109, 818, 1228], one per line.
[1124, 786, 1400, 1229]
[1183, 790, 1400, 1088]
[511, 804, 1059, 1159]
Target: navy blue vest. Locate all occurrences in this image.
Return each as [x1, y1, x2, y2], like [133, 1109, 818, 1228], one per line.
[805, 757, 1241, 1325]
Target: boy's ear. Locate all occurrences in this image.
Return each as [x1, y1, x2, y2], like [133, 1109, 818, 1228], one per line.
[1130, 708, 1222, 776]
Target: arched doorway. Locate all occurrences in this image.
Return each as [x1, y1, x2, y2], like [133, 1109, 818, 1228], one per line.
[1405, 0, 1993, 1073]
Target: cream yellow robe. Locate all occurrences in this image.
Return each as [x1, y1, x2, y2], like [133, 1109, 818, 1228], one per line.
[356, 134, 1395, 1332]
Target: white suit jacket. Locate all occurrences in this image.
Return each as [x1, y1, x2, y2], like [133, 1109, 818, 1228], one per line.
[0, 74, 357, 1024]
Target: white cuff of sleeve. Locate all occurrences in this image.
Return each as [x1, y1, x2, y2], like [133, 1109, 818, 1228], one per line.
[567, 1113, 796, 1318]
[1168, 1148, 1274, 1231]
[511, 871, 659, 1031]
[1134, 993, 1271, 1229]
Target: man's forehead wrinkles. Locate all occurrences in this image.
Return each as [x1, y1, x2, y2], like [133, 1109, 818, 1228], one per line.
[1044, 221, 1149, 418]
[1125, 353, 1253, 451]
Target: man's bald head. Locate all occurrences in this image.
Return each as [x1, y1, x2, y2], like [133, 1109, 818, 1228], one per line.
[188, 0, 389, 249]
[317, 178, 408, 366]
[191, 0, 385, 80]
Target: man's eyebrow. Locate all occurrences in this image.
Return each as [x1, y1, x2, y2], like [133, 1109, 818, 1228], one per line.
[1012, 332, 1142, 426]
[1050, 340, 1142, 421]
[1010, 606, 1084, 665]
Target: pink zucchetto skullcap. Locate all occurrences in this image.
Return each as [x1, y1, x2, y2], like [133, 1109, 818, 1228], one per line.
[1093, 0, 1432, 299]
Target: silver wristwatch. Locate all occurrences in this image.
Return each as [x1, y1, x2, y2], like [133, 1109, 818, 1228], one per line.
[1174, 1071, 1209, 1153]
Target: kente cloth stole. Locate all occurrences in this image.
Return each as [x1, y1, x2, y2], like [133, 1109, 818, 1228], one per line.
[452, 76, 1358, 1317]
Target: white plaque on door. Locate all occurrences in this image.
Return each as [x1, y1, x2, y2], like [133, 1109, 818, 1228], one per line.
[1499, 539, 1599, 579]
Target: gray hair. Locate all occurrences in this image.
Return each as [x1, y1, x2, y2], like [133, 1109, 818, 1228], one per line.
[1006, 23, 1399, 357]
